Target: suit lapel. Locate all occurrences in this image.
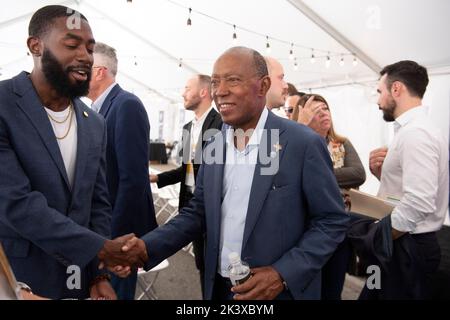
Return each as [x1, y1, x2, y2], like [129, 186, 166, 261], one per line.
[99, 84, 120, 118]
[210, 132, 226, 250]
[14, 73, 71, 190]
[69, 100, 90, 207]
[242, 112, 288, 249]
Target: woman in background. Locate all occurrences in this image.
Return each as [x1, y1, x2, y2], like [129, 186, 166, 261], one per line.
[294, 93, 365, 300]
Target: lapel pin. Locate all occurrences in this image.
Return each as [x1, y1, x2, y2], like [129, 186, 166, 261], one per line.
[273, 143, 282, 152]
[83, 111, 89, 118]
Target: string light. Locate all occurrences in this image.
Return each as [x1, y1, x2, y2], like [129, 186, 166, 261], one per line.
[339, 56, 345, 67]
[134, 56, 138, 66]
[187, 8, 192, 26]
[166, 0, 352, 60]
[353, 55, 358, 67]
[266, 36, 271, 54]
[294, 57, 299, 71]
[310, 49, 316, 64]
[325, 53, 331, 68]
[178, 58, 183, 68]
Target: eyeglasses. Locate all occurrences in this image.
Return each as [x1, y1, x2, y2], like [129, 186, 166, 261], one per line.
[284, 107, 294, 114]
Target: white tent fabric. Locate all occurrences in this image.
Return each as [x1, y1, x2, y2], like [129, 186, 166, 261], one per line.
[0, 0, 449, 196]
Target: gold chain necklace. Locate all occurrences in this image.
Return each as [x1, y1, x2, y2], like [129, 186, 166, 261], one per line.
[46, 103, 74, 140]
[46, 103, 72, 124]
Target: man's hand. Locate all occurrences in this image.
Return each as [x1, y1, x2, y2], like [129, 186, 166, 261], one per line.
[297, 95, 320, 126]
[90, 279, 117, 300]
[106, 237, 149, 278]
[392, 228, 405, 240]
[369, 147, 388, 180]
[149, 174, 158, 183]
[97, 233, 148, 271]
[232, 266, 284, 300]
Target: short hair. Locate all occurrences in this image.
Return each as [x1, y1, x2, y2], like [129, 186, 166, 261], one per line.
[287, 83, 298, 96]
[29, 5, 88, 38]
[380, 60, 429, 98]
[253, 50, 268, 78]
[93, 42, 118, 76]
[222, 47, 268, 78]
[197, 74, 212, 95]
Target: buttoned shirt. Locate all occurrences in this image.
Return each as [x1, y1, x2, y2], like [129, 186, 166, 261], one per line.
[219, 107, 269, 276]
[378, 106, 449, 234]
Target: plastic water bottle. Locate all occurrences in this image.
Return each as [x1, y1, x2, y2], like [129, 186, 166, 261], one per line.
[227, 252, 251, 286]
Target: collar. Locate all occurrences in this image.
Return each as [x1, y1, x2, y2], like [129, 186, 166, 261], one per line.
[193, 106, 214, 124]
[394, 105, 427, 132]
[226, 107, 269, 147]
[92, 82, 117, 112]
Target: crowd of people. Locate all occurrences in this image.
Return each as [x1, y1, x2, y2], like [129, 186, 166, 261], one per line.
[0, 5, 448, 301]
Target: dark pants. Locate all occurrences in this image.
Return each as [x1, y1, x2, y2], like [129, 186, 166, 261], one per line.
[111, 270, 137, 300]
[359, 231, 441, 300]
[182, 190, 205, 296]
[321, 237, 351, 300]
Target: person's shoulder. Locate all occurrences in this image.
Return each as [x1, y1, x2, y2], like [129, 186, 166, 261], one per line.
[0, 76, 18, 103]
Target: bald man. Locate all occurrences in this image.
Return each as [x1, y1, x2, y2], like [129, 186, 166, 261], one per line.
[265, 56, 288, 110]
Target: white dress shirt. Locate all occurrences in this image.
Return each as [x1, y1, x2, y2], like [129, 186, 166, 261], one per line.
[378, 106, 449, 234]
[219, 107, 269, 276]
[185, 106, 214, 190]
[44, 105, 78, 188]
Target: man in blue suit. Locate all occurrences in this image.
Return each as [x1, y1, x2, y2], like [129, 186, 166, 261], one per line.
[111, 47, 349, 300]
[0, 5, 145, 300]
[87, 42, 157, 299]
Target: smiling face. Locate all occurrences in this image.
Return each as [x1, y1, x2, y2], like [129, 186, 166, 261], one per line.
[31, 16, 95, 98]
[211, 49, 270, 131]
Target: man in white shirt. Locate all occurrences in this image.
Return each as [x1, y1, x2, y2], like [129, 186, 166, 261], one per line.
[370, 60, 449, 298]
[150, 74, 222, 295]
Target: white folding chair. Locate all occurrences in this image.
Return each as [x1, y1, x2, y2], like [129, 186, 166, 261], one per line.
[136, 259, 170, 300]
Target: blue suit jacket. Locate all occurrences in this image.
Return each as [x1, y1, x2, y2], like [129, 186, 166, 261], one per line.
[99, 84, 157, 238]
[0, 72, 111, 299]
[142, 111, 349, 300]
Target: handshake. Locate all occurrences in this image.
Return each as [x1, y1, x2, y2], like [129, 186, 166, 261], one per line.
[97, 234, 147, 277]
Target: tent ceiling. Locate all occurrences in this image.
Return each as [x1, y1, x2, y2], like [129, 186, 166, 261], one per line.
[1, 0, 448, 103]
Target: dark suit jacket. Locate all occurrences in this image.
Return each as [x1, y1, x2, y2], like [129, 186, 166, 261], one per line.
[157, 108, 222, 208]
[0, 72, 111, 299]
[99, 84, 157, 238]
[142, 111, 350, 300]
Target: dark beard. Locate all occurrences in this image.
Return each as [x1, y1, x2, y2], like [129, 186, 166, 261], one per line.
[382, 99, 396, 122]
[41, 48, 91, 99]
